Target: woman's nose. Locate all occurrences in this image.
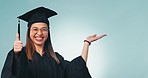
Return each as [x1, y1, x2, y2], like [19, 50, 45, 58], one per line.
[37, 29, 43, 35]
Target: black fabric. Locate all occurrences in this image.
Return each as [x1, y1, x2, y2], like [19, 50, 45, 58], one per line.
[17, 7, 57, 27]
[1, 48, 92, 78]
[28, 12, 49, 27]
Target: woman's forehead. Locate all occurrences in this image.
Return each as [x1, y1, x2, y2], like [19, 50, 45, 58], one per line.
[31, 22, 48, 28]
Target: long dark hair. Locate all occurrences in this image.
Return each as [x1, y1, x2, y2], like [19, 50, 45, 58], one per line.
[25, 25, 60, 64]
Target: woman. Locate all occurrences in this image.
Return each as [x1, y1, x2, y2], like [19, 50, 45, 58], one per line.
[1, 7, 106, 78]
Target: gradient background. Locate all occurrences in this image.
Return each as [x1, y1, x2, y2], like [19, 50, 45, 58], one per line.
[0, 0, 148, 78]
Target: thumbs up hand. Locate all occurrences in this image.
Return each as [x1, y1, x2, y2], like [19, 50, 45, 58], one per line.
[13, 33, 23, 53]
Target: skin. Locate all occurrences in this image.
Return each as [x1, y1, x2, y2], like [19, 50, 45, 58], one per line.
[81, 34, 107, 62]
[13, 22, 107, 62]
[14, 22, 48, 56]
[29, 22, 48, 56]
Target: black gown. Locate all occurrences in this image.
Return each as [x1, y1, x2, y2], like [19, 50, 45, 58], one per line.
[1, 48, 92, 78]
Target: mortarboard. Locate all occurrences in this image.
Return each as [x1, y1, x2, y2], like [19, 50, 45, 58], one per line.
[17, 7, 57, 39]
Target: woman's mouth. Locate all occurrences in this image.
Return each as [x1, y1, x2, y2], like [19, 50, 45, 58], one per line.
[35, 36, 44, 41]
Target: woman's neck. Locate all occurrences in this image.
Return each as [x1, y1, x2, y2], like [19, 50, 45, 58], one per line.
[34, 44, 44, 56]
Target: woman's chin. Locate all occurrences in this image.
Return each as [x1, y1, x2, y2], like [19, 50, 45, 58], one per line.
[34, 41, 44, 46]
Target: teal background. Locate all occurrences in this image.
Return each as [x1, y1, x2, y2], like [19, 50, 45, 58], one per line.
[0, 0, 148, 78]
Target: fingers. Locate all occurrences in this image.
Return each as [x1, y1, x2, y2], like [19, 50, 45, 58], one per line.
[92, 34, 97, 37]
[16, 33, 20, 41]
[14, 40, 23, 53]
[86, 34, 107, 42]
[96, 34, 107, 39]
[14, 33, 23, 53]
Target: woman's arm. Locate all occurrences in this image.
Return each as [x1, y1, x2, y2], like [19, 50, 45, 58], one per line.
[81, 34, 107, 62]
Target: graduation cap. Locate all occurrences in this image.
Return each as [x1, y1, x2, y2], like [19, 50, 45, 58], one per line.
[17, 7, 57, 39]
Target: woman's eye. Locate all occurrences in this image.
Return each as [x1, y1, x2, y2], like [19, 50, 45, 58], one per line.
[33, 28, 38, 31]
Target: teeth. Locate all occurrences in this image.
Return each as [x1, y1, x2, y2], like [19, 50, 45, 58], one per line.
[36, 37, 43, 41]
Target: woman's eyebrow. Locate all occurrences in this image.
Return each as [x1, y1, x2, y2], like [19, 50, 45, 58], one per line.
[32, 27, 48, 29]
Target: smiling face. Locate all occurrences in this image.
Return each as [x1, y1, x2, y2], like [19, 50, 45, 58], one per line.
[30, 22, 48, 47]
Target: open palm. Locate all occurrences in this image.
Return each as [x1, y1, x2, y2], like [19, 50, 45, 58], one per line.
[86, 34, 107, 43]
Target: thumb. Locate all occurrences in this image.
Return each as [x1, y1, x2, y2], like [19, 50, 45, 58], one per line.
[16, 33, 20, 41]
[92, 34, 97, 37]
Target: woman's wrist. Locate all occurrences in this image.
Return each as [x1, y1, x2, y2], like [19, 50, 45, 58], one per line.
[84, 40, 91, 45]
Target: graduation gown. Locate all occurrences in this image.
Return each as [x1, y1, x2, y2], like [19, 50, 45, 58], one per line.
[1, 48, 92, 78]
